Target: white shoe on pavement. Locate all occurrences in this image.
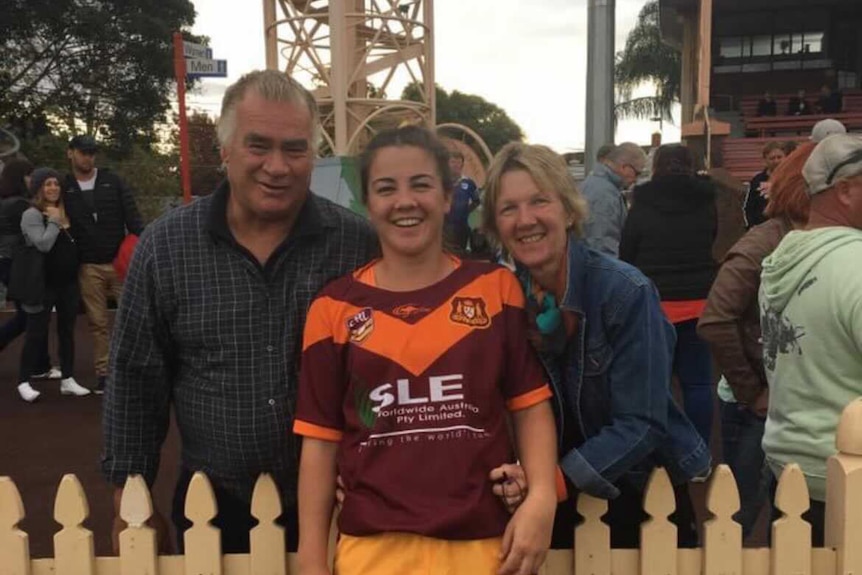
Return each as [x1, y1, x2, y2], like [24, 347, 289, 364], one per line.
[60, 377, 91, 396]
[32, 367, 63, 380]
[18, 382, 41, 402]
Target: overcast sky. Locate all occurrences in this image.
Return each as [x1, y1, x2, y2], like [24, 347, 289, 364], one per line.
[188, 0, 681, 153]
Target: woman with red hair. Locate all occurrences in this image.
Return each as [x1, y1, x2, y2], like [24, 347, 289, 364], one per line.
[697, 141, 814, 541]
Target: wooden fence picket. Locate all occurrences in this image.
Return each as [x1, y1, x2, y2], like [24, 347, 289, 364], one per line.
[53, 474, 95, 575]
[826, 398, 862, 575]
[249, 474, 286, 575]
[0, 477, 29, 575]
[770, 463, 811, 575]
[118, 475, 157, 575]
[703, 464, 742, 575]
[184, 472, 221, 575]
[640, 468, 677, 575]
[575, 494, 610, 575]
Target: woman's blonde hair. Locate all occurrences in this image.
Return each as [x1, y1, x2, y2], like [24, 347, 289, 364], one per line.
[481, 142, 588, 246]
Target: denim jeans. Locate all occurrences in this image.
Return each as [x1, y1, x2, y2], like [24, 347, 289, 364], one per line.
[673, 319, 714, 446]
[720, 400, 771, 538]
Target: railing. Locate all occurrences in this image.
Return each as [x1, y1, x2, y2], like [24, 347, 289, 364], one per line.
[2, 397, 861, 575]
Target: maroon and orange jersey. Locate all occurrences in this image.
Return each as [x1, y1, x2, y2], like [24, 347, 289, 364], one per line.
[294, 258, 550, 540]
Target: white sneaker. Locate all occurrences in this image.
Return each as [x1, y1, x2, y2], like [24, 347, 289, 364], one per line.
[32, 367, 63, 380]
[60, 377, 91, 396]
[18, 382, 41, 402]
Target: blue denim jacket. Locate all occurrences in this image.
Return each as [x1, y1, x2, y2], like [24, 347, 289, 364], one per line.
[517, 236, 711, 499]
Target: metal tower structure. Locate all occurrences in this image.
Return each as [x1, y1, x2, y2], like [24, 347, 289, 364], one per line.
[263, 0, 436, 156]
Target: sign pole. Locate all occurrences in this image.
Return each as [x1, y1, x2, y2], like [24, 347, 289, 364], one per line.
[173, 32, 192, 204]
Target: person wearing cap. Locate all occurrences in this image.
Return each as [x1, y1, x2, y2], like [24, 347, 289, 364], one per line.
[14, 168, 90, 402]
[759, 133, 862, 545]
[810, 118, 846, 143]
[64, 134, 143, 394]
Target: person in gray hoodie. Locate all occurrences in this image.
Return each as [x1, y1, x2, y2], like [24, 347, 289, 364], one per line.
[759, 133, 862, 545]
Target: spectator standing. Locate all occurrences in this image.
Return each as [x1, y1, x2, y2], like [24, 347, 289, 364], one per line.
[743, 142, 787, 228]
[64, 135, 144, 393]
[760, 134, 862, 545]
[14, 168, 89, 402]
[0, 159, 59, 378]
[443, 149, 480, 254]
[697, 142, 815, 539]
[102, 70, 377, 554]
[619, 144, 718, 445]
[581, 142, 647, 257]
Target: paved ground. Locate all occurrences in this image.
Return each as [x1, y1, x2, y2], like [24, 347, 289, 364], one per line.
[0, 310, 180, 558]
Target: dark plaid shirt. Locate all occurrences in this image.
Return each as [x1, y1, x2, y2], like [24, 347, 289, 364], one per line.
[102, 182, 376, 506]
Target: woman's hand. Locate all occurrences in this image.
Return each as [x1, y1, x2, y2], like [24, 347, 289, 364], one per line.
[44, 206, 61, 221]
[498, 491, 555, 575]
[489, 464, 528, 513]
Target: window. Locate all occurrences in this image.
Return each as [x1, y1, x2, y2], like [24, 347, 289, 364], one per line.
[803, 32, 823, 53]
[720, 37, 744, 59]
[773, 34, 792, 56]
[751, 35, 772, 57]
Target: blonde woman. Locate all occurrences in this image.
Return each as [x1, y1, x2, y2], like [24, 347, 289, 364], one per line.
[16, 168, 90, 401]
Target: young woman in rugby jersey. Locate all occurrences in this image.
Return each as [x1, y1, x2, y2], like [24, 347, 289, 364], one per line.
[295, 125, 558, 575]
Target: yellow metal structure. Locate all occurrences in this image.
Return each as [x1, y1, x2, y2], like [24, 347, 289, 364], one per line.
[262, 0, 435, 156]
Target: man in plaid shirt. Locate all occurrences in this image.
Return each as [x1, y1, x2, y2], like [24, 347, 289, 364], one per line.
[101, 70, 376, 553]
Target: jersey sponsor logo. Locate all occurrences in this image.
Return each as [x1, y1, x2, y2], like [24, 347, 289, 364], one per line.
[449, 297, 490, 328]
[391, 304, 431, 319]
[368, 374, 465, 415]
[346, 307, 374, 342]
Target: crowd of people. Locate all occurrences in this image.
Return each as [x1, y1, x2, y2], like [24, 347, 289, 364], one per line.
[0, 135, 142, 402]
[2, 68, 861, 574]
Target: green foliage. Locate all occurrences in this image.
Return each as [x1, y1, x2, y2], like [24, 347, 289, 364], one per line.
[185, 111, 223, 196]
[614, 0, 681, 124]
[402, 83, 524, 157]
[1, 0, 200, 153]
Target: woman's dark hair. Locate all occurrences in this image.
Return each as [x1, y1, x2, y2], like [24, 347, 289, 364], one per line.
[0, 158, 35, 199]
[359, 124, 453, 203]
[651, 144, 695, 178]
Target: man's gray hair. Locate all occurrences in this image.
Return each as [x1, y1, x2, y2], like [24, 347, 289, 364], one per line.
[606, 142, 647, 167]
[217, 69, 321, 150]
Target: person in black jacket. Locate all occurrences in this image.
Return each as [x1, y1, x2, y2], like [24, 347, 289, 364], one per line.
[619, 144, 718, 445]
[743, 141, 787, 229]
[16, 168, 91, 402]
[64, 135, 144, 393]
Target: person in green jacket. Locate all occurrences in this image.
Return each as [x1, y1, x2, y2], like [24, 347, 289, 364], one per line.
[759, 133, 862, 546]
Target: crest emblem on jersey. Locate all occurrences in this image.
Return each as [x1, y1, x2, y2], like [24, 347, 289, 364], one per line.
[450, 297, 490, 328]
[347, 307, 374, 342]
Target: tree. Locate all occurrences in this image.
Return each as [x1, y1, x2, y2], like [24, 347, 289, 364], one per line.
[186, 111, 223, 196]
[614, 0, 680, 124]
[402, 83, 524, 156]
[0, 0, 200, 152]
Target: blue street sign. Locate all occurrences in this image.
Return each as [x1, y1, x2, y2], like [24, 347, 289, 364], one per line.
[186, 58, 228, 78]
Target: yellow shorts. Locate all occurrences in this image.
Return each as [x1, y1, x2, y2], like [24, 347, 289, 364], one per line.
[334, 532, 502, 575]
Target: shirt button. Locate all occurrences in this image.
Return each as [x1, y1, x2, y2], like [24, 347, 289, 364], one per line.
[266, 345, 274, 352]
[268, 399, 275, 406]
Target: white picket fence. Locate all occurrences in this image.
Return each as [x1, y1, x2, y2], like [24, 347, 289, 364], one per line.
[2, 398, 861, 575]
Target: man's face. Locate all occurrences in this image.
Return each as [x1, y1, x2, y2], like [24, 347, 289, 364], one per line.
[448, 156, 464, 180]
[616, 158, 644, 188]
[765, 149, 786, 172]
[67, 149, 97, 175]
[220, 92, 314, 223]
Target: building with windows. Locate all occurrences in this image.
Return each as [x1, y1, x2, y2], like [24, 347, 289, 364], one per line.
[659, 0, 862, 180]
